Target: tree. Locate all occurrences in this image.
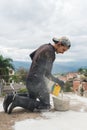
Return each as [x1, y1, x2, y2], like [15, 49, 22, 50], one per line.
[0, 55, 14, 82]
[78, 68, 87, 76]
[15, 67, 28, 84]
[0, 55, 15, 95]
[64, 79, 73, 92]
[78, 68, 87, 81]
[78, 68, 83, 74]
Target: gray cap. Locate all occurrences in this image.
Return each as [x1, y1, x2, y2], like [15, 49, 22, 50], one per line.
[52, 36, 71, 48]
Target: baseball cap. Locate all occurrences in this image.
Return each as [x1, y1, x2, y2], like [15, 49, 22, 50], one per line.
[52, 36, 71, 48]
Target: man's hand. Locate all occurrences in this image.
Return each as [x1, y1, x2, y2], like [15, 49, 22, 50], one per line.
[57, 79, 65, 89]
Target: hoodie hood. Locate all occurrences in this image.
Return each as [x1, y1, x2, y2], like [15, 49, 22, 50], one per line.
[29, 50, 37, 60]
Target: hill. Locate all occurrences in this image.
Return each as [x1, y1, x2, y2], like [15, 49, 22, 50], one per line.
[12, 60, 87, 74]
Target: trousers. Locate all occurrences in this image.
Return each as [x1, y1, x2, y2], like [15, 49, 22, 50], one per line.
[26, 75, 50, 110]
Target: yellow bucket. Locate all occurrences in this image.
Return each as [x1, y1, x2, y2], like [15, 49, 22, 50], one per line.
[51, 84, 61, 96]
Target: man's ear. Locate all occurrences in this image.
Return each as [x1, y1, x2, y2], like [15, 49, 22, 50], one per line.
[56, 42, 61, 47]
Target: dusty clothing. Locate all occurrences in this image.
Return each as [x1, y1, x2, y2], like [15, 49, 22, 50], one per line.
[3, 43, 64, 113]
[28, 43, 55, 78]
[26, 43, 61, 109]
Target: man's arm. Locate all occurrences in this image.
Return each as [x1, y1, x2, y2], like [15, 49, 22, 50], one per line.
[44, 51, 65, 89]
[46, 71, 65, 89]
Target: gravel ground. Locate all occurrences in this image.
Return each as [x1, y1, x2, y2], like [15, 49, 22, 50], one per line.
[0, 98, 41, 130]
[1, 92, 87, 130]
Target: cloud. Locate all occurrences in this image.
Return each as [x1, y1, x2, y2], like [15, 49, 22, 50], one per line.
[0, 46, 34, 61]
[0, 0, 87, 62]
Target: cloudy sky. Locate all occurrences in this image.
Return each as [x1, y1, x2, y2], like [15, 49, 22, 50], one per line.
[0, 0, 87, 63]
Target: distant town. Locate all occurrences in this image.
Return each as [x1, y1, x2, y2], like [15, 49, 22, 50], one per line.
[0, 55, 87, 97]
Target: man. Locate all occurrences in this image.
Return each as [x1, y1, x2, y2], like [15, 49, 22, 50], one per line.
[3, 36, 71, 114]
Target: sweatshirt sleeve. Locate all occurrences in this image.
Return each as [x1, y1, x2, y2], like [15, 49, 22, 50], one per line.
[44, 51, 64, 88]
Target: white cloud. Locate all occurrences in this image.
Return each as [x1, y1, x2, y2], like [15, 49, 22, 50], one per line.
[0, 46, 34, 61]
[0, 0, 87, 62]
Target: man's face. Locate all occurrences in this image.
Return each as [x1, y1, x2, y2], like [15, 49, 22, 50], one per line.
[56, 43, 68, 54]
